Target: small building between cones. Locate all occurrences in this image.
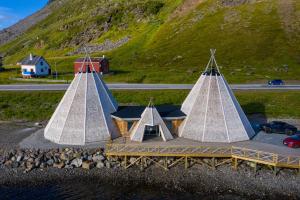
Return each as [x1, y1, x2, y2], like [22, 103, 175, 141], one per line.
[130, 101, 174, 142]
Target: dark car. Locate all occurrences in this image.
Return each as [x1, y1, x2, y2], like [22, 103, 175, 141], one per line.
[260, 121, 297, 135]
[283, 135, 300, 148]
[268, 79, 284, 86]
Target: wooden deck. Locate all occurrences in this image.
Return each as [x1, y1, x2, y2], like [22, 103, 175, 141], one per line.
[106, 138, 300, 171]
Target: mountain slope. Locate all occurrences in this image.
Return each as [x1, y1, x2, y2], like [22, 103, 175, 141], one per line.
[0, 0, 299, 84]
[0, 1, 56, 46]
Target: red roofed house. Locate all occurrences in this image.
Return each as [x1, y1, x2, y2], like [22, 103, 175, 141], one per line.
[74, 56, 109, 74]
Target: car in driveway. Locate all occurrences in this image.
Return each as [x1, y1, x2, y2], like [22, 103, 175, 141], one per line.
[260, 121, 298, 135]
[283, 135, 300, 148]
[268, 79, 284, 86]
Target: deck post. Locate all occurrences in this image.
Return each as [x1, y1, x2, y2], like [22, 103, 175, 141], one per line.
[232, 158, 238, 170]
[164, 157, 167, 169]
[253, 162, 257, 174]
[124, 155, 127, 169]
[185, 156, 188, 169]
[211, 157, 216, 170]
[273, 166, 278, 176]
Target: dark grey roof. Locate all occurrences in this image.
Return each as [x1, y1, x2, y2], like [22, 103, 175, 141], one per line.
[21, 55, 43, 65]
[111, 105, 186, 121]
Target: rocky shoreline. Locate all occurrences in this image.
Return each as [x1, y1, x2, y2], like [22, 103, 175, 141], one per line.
[0, 147, 300, 199]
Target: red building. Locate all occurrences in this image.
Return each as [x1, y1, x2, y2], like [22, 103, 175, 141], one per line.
[74, 57, 109, 74]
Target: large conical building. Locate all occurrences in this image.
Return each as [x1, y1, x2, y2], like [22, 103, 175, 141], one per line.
[44, 56, 119, 145]
[130, 101, 174, 142]
[179, 50, 255, 143]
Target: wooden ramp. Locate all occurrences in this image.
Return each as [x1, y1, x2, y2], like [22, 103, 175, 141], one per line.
[106, 142, 300, 172]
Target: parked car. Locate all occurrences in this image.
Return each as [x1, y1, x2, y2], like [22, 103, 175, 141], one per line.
[260, 121, 297, 135]
[283, 135, 300, 148]
[268, 79, 284, 86]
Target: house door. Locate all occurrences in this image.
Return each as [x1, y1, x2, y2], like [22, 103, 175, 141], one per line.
[87, 65, 91, 73]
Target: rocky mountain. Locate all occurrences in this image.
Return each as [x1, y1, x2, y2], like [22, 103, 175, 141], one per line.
[0, 0, 299, 83]
[0, 1, 54, 47]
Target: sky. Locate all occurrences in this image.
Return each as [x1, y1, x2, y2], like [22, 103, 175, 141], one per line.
[0, 0, 48, 30]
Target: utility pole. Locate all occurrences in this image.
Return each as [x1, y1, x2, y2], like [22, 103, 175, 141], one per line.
[55, 62, 58, 80]
[0, 54, 3, 71]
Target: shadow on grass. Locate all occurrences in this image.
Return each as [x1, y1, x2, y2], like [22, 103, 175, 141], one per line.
[2, 67, 19, 72]
[110, 70, 130, 75]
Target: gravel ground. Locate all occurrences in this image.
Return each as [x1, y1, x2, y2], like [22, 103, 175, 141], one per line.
[0, 121, 39, 150]
[19, 129, 106, 149]
[0, 163, 299, 199]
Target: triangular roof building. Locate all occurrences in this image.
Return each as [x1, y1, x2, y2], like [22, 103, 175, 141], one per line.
[179, 49, 255, 143]
[130, 101, 174, 142]
[44, 55, 119, 145]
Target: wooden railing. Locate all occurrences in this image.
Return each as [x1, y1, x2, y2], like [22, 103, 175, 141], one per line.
[106, 144, 232, 157]
[106, 143, 300, 169]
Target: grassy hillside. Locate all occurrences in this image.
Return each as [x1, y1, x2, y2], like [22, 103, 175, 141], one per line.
[0, 0, 300, 84]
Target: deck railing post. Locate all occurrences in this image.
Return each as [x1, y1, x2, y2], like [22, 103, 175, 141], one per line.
[211, 157, 216, 170]
[185, 156, 188, 169]
[232, 157, 238, 170]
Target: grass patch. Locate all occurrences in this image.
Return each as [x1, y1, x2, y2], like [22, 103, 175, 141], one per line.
[0, 90, 299, 122]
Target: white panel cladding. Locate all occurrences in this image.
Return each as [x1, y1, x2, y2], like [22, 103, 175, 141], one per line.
[44, 73, 82, 143]
[130, 106, 173, 142]
[44, 71, 120, 145]
[178, 75, 209, 140]
[181, 75, 205, 115]
[203, 75, 227, 142]
[221, 76, 255, 141]
[93, 73, 118, 113]
[85, 73, 110, 142]
[152, 108, 173, 141]
[21, 65, 36, 73]
[59, 73, 87, 145]
[179, 74, 255, 143]
[93, 73, 120, 139]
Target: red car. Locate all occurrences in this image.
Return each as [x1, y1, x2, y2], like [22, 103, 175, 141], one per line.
[283, 134, 300, 148]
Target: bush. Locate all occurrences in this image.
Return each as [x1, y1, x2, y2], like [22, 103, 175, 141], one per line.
[144, 1, 164, 15]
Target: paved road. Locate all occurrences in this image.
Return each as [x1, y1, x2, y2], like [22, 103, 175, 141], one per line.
[0, 84, 300, 91]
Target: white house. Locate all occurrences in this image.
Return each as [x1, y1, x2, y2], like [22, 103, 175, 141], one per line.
[21, 54, 51, 78]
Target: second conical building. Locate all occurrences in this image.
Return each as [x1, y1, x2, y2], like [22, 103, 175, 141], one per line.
[179, 50, 255, 143]
[44, 58, 119, 145]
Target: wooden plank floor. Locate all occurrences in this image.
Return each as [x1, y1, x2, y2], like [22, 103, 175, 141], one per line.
[107, 137, 300, 169]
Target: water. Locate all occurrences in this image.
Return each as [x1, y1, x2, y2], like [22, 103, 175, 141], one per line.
[0, 180, 244, 200]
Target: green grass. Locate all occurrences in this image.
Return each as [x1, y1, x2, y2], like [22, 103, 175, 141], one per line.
[0, 90, 299, 121]
[0, 0, 299, 84]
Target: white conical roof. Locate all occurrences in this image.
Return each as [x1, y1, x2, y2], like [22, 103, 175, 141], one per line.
[179, 50, 255, 143]
[130, 102, 174, 142]
[44, 56, 119, 145]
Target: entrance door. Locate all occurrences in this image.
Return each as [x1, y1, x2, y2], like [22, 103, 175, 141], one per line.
[87, 65, 91, 73]
[144, 125, 161, 140]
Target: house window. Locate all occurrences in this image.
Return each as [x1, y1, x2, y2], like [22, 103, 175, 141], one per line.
[41, 68, 44, 73]
[40, 61, 43, 66]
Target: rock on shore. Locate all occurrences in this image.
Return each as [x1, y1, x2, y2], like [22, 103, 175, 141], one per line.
[0, 147, 300, 199]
